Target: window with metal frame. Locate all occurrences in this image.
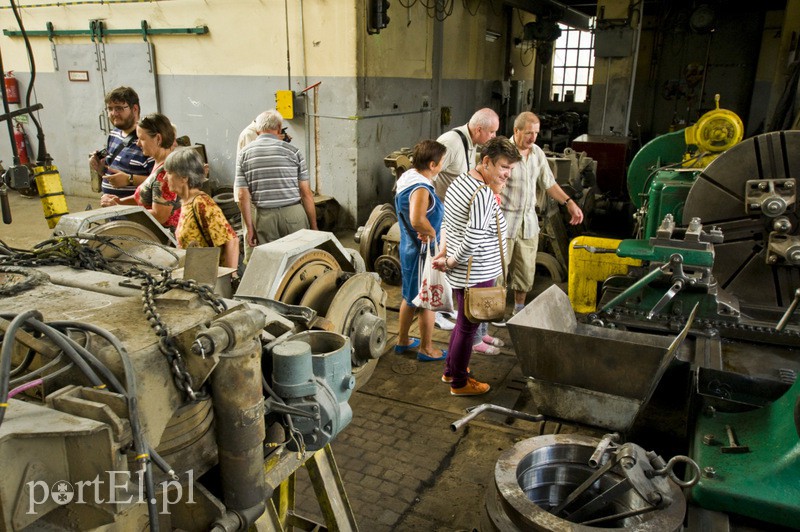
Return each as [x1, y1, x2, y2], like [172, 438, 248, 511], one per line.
[552, 22, 595, 103]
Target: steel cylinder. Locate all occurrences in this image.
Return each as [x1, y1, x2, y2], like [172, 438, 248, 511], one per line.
[209, 310, 268, 517]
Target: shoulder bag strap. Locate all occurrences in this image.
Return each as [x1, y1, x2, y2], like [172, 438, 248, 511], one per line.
[452, 129, 471, 170]
[189, 199, 213, 247]
[464, 185, 506, 285]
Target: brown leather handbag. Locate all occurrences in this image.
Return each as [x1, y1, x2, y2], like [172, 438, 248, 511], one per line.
[462, 186, 507, 323]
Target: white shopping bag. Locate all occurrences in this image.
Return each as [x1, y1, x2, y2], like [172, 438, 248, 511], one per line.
[412, 239, 454, 312]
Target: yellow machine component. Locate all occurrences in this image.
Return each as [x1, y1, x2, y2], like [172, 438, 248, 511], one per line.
[683, 94, 744, 167]
[276, 90, 295, 119]
[568, 236, 642, 313]
[33, 164, 69, 229]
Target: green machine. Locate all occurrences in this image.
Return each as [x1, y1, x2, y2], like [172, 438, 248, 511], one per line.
[572, 123, 800, 528]
[690, 376, 800, 527]
[627, 95, 744, 239]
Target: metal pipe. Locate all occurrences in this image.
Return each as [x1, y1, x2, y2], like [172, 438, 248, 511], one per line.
[588, 432, 619, 467]
[451, 404, 543, 432]
[600, 262, 667, 313]
[284, 0, 291, 90]
[208, 309, 268, 524]
[600, 57, 611, 134]
[624, 2, 643, 137]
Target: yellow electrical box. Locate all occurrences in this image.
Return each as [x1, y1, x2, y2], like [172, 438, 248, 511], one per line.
[276, 90, 294, 120]
[568, 236, 642, 314]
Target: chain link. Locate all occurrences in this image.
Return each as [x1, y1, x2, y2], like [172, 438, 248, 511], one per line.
[127, 266, 227, 402]
[600, 304, 800, 338]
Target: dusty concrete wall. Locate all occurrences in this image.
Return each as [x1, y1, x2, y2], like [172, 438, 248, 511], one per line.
[0, 0, 360, 219]
[0, 0, 536, 227]
[354, 1, 520, 223]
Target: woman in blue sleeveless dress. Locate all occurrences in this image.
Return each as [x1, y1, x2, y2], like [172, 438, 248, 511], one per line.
[394, 140, 448, 362]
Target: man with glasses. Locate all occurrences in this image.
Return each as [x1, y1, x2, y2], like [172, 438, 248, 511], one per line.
[89, 86, 154, 198]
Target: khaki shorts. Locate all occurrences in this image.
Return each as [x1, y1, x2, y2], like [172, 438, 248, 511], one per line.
[506, 224, 539, 293]
[244, 202, 309, 261]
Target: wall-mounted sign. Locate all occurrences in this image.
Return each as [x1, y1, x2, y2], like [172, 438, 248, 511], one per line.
[68, 70, 89, 82]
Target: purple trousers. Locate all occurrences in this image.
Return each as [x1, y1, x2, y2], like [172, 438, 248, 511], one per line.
[444, 279, 494, 388]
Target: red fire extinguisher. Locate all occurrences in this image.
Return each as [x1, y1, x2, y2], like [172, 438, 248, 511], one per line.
[14, 123, 30, 165]
[4, 71, 20, 104]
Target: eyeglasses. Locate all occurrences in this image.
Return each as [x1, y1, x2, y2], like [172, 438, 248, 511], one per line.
[106, 105, 130, 114]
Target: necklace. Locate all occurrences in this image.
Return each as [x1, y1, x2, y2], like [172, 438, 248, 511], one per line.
[471, 167, 486, 183]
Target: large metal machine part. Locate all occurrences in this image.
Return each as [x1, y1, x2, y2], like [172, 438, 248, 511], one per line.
[689, 377, 800, 528]
[236, 230, 385, 390]
[683, 130, 800, 312]
[482, 434, 694, 531]
[271, 331, 354, 452]
[627, 96, 744, 239]
[53, 205, 178, 250]
[0, 258, 357, 530]
[354, 203, 401, 286]
[507, 285, 694, 432]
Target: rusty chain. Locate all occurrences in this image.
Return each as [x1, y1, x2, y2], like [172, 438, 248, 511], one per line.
[127, 266, 227, 402]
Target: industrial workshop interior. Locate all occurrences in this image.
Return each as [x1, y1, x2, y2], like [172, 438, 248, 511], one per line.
[1, 0, 800, 530]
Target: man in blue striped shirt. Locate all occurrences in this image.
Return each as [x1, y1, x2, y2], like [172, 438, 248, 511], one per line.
[235, 110, 317, 259]
[89, 86, 154, 198]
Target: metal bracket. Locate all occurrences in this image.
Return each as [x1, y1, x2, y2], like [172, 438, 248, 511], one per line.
[4, 22, 210, 39]
[141, 21, 154, 73]
[46, 22, 58, 71]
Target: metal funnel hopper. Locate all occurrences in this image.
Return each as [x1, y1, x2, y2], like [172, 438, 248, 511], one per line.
[507, 285, 694, 432]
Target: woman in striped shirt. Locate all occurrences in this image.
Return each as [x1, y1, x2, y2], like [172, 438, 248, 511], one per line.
[433, 137, 521, 396]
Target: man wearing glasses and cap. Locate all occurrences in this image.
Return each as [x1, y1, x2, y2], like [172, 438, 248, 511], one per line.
[88, 86, 154, 199]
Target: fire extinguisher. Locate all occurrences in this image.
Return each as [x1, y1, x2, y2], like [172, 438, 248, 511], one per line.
[4, 71, 20, 104]
[14, 123, 30, 165]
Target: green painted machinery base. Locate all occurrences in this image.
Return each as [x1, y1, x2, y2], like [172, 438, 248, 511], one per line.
[690, 377, 800, 528]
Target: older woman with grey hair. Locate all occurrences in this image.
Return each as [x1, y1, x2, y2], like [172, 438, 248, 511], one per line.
[165, 148, 239, 269]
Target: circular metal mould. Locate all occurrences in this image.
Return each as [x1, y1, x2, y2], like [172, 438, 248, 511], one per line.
[683, 131, 800, 309]
[374, 254, 402, 286]
[298, 269, 342, 315]
[273, 249, 339, 305]
[325, 273, 387, 390]
[483, 434, 686, 531]
[356, 204, 397, 272]
[86, 220, 161, 259]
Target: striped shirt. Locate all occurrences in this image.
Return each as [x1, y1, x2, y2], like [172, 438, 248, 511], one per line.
[101, 128, 154, 197]
[234, 133, 309, 209]
[501, 140, 556, 239]
[443, 173, 508, 288]
[434, 124, 477, 201]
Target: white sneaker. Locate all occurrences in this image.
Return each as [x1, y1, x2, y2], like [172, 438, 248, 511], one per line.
[443, 310, 458, 320]
[434, 312, 455, 330]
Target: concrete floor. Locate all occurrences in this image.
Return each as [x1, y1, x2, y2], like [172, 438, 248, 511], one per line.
[2, 189, 790, 531]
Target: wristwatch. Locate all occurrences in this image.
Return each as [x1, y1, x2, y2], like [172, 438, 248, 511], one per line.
[562, 197, 572, 206]
[128, 173, 134, 186]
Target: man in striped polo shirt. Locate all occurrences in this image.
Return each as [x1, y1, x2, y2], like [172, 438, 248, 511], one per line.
[89, 86, 154, 198]
[235, 109, 317, 260]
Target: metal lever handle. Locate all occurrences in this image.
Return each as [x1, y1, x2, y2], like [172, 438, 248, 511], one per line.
[647, 279, 685, 319]
[600, 263, 669, 313]
[776, 288, 800, 332]
[572, 244, 617, 254]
